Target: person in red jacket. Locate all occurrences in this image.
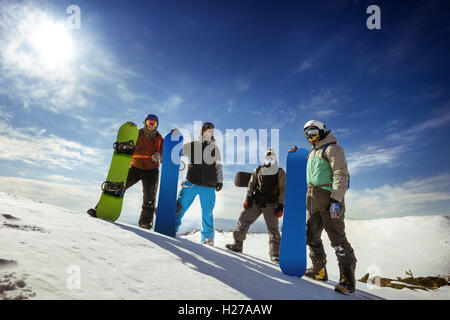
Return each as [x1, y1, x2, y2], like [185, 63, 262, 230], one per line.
[87, 114, 163, 229]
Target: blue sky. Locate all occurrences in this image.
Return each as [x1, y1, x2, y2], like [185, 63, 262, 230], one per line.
[0, 0, 449, 222]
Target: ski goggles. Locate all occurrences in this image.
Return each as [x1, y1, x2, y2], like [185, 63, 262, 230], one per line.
[145, 120, 157, 128]
[304, 127, 320, 139]
[305, 127, 320, 144]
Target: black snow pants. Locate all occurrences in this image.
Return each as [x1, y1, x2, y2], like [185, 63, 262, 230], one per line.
[125, 166, 159, 227]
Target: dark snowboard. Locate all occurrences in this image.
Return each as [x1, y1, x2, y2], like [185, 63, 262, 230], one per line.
[234, 171, 252, 187]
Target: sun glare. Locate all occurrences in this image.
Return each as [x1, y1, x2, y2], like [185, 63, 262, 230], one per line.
[29, 20, 74, 69]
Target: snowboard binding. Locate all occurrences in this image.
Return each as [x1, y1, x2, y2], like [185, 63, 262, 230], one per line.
[101, 181, 126, 197]
[113, 140, 136, 155]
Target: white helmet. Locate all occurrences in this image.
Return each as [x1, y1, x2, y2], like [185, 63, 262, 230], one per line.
[304, 120, 326, 131]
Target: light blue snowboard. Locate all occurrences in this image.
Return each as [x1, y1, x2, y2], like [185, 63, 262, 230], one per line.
[154, 130, 183, 237]
[279, 147, 309, 277]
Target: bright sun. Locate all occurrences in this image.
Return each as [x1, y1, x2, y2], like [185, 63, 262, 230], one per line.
[29, 20, 74, 70]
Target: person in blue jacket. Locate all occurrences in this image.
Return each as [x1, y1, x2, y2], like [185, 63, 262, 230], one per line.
[175, 122, 223, 245]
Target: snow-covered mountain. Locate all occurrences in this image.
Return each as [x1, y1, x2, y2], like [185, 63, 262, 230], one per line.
[0, 192, 448, 300]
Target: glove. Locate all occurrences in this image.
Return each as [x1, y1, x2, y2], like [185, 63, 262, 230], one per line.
[152, 153, 161, 162]
[243, 198, 253, 210]
[274, 203, 284, 218]
[329, 199, 342, 219]
[127, 121, 137, 127]
[216, 183, 223, 192]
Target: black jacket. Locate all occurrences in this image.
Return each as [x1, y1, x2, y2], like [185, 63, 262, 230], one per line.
[183, 139, 223, 188]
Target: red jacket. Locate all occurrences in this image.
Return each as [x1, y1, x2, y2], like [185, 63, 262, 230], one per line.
[130, 129, 163, 170]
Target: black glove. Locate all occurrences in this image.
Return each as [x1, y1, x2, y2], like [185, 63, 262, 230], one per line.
[244, 197, 253, 210]
[216, 183, 223, 192]
[274, 203, 284, 218]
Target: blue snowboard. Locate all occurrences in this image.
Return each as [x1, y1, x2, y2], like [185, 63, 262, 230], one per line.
[154, 130, 183, 237]
[279, 147, 309, 277]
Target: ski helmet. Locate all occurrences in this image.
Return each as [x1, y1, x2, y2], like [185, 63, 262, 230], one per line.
[304, 120, 326, 131]
[144, 114, 159, 128]
[304, 120, 326, 144]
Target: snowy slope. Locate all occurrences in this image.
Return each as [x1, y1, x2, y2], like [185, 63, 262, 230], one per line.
[0, 192, 448, 300]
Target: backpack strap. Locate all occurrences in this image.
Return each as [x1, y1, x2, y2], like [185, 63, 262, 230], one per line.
[321, 142, 337, 162]
[320, 142, 350, 189]
[256, 165, 262, 175]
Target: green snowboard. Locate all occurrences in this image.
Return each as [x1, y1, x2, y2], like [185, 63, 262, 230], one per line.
[96, 122, 139, 222]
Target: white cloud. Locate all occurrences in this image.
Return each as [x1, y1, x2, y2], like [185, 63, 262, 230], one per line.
[227, 99, 234, 113]
[0, 4, 84, 113]
[404, 109, 450, 134]
[167, 95, 183, 108]
[346, 174, 450, 218]
[158, 94, 183, 113]
[116, 82, 153, 103]
[214, 180, 247, 219]
[299, 85, 352, 118]
[0, 3, 143, 118]
[347, 145, 408, 174]
[387, 104, 450, 142]
[117, 83, 137, 103]
[332, 128, 357, 139]
[45, 175, 81, 184]
[236, 80, 250, 92]
[0, 105, 13, 120]
[294, 59, 313, 73]
[0, 176, 99, 214]
[0, 120, 104, 170]
[315, 109, 339, 117]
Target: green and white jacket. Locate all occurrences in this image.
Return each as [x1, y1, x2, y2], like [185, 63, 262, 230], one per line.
[306, 131, 349, 203]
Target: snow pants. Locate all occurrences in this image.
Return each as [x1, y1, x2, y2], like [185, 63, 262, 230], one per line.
[175, 180, 216, 242]
[306, 185, 357, 269]
[125, 166, 159, 227]
[232, 203, 281, 258]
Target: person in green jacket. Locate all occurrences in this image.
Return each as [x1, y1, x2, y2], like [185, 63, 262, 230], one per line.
[302, 120, 357, 295]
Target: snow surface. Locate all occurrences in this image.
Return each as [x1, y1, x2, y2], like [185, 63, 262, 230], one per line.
[0, 192, 449, 300]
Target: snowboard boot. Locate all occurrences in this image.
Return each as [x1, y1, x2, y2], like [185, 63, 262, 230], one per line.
[270, 256, 279, 264]
[225, 240, 243, 253]
[334, 264, 356, 295]
[305, 265, 328, 281]
[87, 208, 97, 218]
[202, 239, 214, 246]
[139, 222, 153, 230]
[138, 211, 154, 230]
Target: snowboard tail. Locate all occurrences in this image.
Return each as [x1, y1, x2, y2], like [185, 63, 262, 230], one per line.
[234, 171, 252, 188]
[96, 122, 139, 222]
